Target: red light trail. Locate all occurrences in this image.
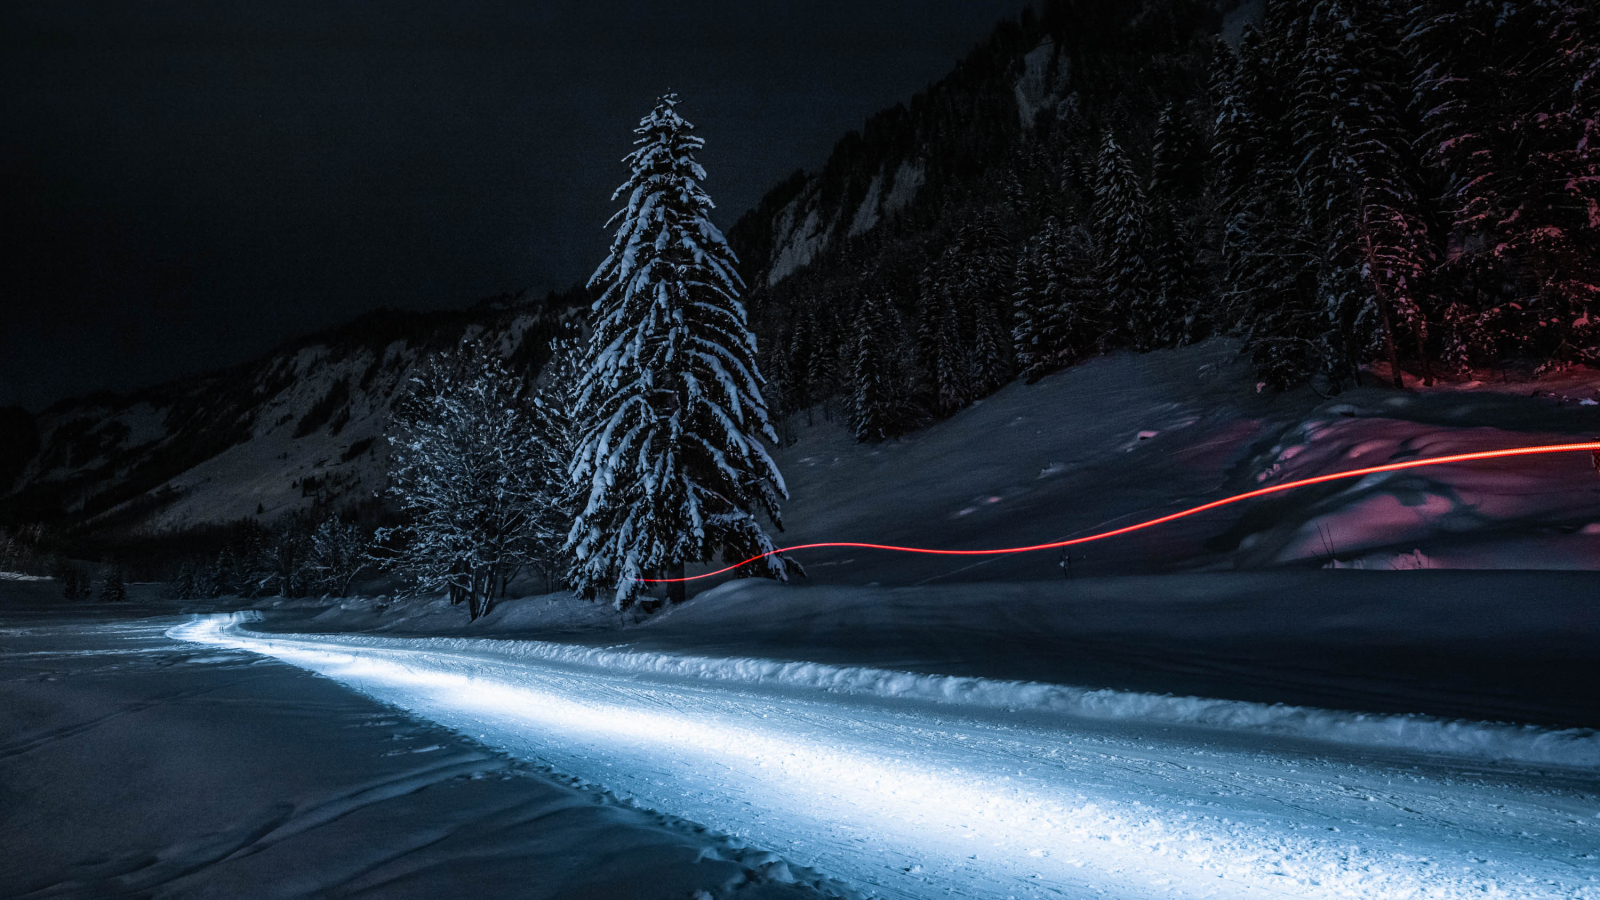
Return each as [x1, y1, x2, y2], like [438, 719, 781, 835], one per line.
[637, 440, 1600, 584]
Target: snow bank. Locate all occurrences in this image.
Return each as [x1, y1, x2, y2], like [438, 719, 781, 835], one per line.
[1239, 414, 1600, 568]
[257, 591, 640, 636]
[183, 613, 1600, 770]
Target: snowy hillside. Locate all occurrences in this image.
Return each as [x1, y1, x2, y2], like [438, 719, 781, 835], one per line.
[746, 341, 1600, 586]
[1, 295, 580, 535]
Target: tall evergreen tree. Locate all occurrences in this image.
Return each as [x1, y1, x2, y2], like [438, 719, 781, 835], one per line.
[306, 517, 369, 598]
[1216, 23, 1324, 387]
[1151, 101, 1205, 202]
[96, 565, 126, 603]
[1149, 102, 1205, 343]
[1013, 217, 1100, 381]
[787, 310, 818, 422]
[1094, 131, 1160, 347]
[763, 335, 797, 447]
[569, 94, 789, 608]
[916, 280, 971, 416]
[850, 295, 901, 442]
[956, 214, 1016, 393]
[804, 307, 843, 415]
[1410, 0, 1600, 370]
[1294, 0, 1433, 387]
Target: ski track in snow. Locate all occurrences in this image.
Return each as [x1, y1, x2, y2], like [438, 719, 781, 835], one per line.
[173, 615, 1600, 900]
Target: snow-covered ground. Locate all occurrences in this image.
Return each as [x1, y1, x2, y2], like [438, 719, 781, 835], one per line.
[741, 342, 1600, 587]
[172, 611, 1600, 900]
[0, 596, 839, 899]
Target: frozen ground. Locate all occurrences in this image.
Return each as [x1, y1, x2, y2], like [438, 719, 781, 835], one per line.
[0, 586, 837, 900]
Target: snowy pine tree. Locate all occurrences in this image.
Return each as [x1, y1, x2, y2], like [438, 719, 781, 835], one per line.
[1093, 131, 1161, 348]
[1410, 0, 1600, 371]
[200, 544, 245, 598]
[850, 295, 902, 442]
[1215, 23, 1324, 388]
[1295, 0, 1432, 387]
[1149, 103, 1205, 344]
[256, 513, 314, 598]
[916, 280, 971, 416]
[762, 337, 798, 447]
[165, 561, 199, 601]
[1013, 217, 1101, 382]
[787, 311, 820, 424]
[1151, 101, 1205, 202]
[96, 565, 127, 603]
[804, 308, 843, 418]
[568, 94, 789, 608]
[955, 215, 1016, 393]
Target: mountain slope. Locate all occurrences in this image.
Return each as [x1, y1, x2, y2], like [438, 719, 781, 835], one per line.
[729, 0, 1234, 288]
[1, 293, 583, 536]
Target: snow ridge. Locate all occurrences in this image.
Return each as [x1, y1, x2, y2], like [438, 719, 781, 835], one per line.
[184, 614, 1600, 770]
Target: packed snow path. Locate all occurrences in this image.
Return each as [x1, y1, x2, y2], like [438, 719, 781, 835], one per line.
[175, 616, 1600, 900]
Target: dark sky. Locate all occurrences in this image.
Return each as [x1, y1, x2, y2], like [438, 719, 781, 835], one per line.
[0, 1, 1030, 412]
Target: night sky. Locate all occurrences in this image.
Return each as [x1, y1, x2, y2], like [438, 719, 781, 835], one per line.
[1, 0, 1028, 411]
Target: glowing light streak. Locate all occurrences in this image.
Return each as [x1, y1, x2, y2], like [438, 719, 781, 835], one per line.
[170, 615, 1582, 900]
[640, 440, 1600, 583]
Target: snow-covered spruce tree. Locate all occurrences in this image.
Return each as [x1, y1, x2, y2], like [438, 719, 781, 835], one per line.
[916, 281, 971, 416]
[1294, 0, 1433, 388]
[1409, 0, 1600, 371]
[1148, 103, 1205, 344]
[305, 517, 369, 597]
[955, 215, 1016, 394]
[96, 565, 127, 603]
[850, 294, 902, 443]
[1093, 131, 1162, 349]
[382, 341, 544, 620]
[63, 564, 90, 601]
[762, 337, 797, 447]
[0, 528, 22, 574]
[1012, 221, 1056, 382]
[1151, 101, 1206, 203]
[1214, 24, 1323, 388]
[786, 309, 824, 425]
[164, 561, 199, 601]
[568, 93, 789, 608]
[1013, 217, 1101, 382]
[204, 545, 240, 598]
[802, 307, 846, 421]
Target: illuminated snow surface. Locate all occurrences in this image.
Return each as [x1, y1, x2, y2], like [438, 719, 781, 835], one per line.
[173, 613, 1600, 900]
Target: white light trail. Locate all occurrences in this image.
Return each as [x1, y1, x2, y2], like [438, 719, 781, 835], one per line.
[173, 615, 1600, 900]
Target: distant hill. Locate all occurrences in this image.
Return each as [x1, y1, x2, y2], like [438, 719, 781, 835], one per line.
[0, 290, 586, 537]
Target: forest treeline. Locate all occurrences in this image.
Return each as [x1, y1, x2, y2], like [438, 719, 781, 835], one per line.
[740, 0, 1598, 443]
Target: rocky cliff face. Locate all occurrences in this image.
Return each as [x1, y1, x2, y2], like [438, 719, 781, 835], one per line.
[726, 0, 1245, 290]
